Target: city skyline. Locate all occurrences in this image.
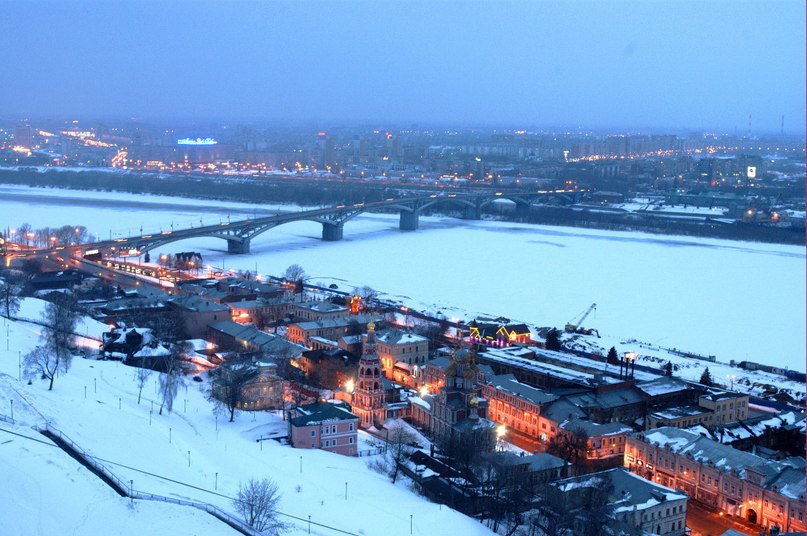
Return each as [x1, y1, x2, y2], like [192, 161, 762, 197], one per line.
[1, 0, 805, 134]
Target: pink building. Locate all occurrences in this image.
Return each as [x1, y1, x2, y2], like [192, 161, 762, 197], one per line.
[289, 401, 359, 456]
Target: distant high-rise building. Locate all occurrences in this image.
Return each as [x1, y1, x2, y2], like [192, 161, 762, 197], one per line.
[14, 124, 32, 149]
[315, 132, 335, 168]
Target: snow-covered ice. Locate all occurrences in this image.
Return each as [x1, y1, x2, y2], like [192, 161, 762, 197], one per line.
[1, 184, 804, 370]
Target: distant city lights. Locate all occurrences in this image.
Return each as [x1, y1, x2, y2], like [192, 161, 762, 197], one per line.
[177, 137, 218, 146]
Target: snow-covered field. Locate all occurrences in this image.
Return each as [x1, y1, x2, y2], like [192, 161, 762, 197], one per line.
[0, 310, 490, 535]
[1, 184, 804, 370]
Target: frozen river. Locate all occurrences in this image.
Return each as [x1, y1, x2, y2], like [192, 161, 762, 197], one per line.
[1, 184, 804, 370]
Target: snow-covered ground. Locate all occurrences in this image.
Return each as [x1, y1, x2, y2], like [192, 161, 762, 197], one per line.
[564, 332, 805, 402]
[0, 419, 241, 536]
[0, 313, 491, 535]
[1, 184, 804, 370]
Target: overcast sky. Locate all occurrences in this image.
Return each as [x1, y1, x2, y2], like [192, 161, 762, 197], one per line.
[1, 0, 804, 133]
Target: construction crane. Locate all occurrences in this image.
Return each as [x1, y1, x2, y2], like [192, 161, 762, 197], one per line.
[565, 303, 598, 335]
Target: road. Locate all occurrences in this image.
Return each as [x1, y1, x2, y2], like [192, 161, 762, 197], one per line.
[686, 502, 761, 536]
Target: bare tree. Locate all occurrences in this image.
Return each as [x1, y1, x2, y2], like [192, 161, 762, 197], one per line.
[134, 357, 151, 405]
[283, 264, 306, 282]
[255, 307, 286, 333]
[531, 489, 573, 536]
[23, 345, 60, 391]
[158, 341, 188, 415]
[546, 426, 589, 470]
[209, 355, 258, 422]
[233, 478, 287, 535]
[355, 285, 378, 312]
[377, 424, 418, 484]
[25, 294, 80, 390]
[0, 270, 23, 318]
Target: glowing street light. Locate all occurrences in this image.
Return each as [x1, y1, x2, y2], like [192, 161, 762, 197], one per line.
[345, 379, 355, 394]
[496, 424, 507, 451]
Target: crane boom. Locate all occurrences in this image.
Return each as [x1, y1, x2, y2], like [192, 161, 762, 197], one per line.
[565, 303, 596, 332]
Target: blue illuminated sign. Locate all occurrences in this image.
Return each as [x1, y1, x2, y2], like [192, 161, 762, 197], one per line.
[177, 137, 218, 146]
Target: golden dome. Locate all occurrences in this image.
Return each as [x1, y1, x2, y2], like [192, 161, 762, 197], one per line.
[368, 322, 375, 332]
[469, 396, 479, 407]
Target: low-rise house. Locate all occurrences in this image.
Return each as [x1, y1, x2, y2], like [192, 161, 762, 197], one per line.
[208, 320, 305, 358]
[481, 373, 558, 440]
[29, 269, 86, 291]
[373, 329, 429, 374]
[562, 383, 648, 424]
[296, 348, 358, 390]
[549, 467, 688, 536]
[476, 345, 624, 390]
[648, 404, 716, 429]
[101, 327, 154, 360]
[687, 411, 806, 457]
[423, 355, 493, 395]
[292, 300, 349, 321]
[625, 427, 806, 534]
[98, 295, 169, 325]
[480, 451, 570, 492]
[237, 361, 284, 411]
[168, 295, 231, 339]
[559, 419, 634, 464]
[698, 389, 749, 424]
[226, 298, 277, 324]
[638, 376, 706, 409]
[286, 314, 379, 347]
[469, 319, 532, 347]
[288, 401, 358, 456]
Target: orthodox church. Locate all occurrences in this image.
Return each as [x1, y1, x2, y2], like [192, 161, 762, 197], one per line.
[350, 323, 387, 428]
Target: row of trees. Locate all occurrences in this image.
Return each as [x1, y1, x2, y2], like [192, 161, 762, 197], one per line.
[5, 223, 94, 247]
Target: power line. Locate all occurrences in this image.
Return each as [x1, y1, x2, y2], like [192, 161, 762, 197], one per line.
[0, 426, 360, 536]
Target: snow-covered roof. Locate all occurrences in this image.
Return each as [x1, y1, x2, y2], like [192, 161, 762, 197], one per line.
[554, 468, 687, 509]
[637, 427, 805, 495]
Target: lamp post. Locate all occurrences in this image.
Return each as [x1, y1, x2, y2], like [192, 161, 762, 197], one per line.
[727, 374, 736, 391]
[623, 352, 637, 380]
[496, 424, 506, 451]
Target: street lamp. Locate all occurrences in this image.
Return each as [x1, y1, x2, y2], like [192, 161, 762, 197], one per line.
[727, 374, 736, 391]
[496, 424, 506, 450]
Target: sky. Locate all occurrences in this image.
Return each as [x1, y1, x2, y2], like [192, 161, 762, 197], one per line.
[1, 0, 805, 133]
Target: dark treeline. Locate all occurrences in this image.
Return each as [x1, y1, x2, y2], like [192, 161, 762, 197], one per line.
[515, 206, 805, 245]
[0, 168, 394, 207]
[1, 168, 803, 245]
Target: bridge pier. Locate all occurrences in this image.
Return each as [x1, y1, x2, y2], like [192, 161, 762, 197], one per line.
[514, 202, 531, 220]
[321, 223, 344, 241]
[399, 210, 419, 231]
[462, 205, 482, 220]
[227, 238, 250, 254]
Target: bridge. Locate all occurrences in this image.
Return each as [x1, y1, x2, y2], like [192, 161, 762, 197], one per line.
[57, 190, 580, 258]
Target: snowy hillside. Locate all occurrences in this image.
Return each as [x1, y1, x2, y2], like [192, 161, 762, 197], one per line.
[0, 314, 493, 536]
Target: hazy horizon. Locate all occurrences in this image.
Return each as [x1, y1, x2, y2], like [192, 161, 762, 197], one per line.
[2, 1, 805, 134]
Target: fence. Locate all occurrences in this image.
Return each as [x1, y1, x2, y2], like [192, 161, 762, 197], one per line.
[358, 447, 385, 457]
[38, 423, 259, 535]
[38, 423, 361, 536]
